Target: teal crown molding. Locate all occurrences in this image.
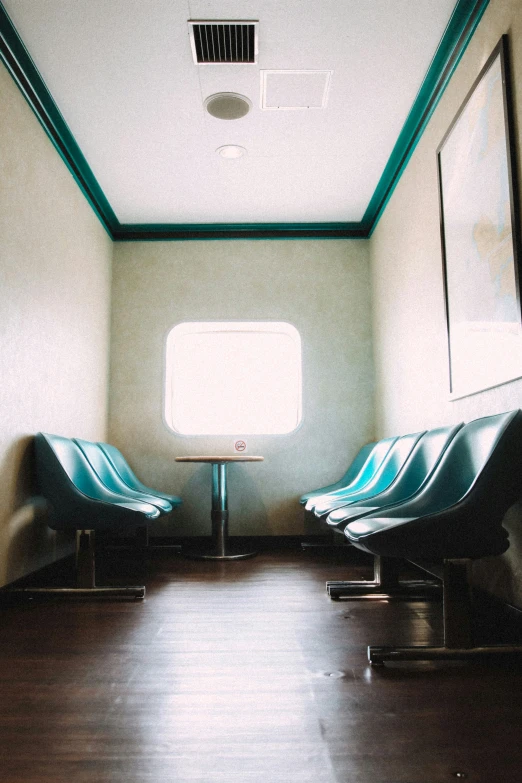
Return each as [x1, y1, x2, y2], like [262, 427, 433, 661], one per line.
[0, 0, 489, 241]
[0, 3, 119, 238]
[363, 0, 490, 236]
[112, 222, 367, 241]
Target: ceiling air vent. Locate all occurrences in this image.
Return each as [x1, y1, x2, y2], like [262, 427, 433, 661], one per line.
[188, 21, 258, 64]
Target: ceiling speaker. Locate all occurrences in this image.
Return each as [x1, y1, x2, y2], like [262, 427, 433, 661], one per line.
[204, 93, 252, 120]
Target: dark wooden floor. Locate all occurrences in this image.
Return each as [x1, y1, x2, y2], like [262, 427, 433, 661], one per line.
[1, 545, 522, 783]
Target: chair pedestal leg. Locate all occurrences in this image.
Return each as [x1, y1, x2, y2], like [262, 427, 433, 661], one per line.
[3, 529, 145, 600]
[76, 530, 96, 588]
[368, 558, 522, 664]
[327, 556, 440, 600]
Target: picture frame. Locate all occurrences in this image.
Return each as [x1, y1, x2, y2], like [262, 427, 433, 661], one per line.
[437, 35, 522, 399]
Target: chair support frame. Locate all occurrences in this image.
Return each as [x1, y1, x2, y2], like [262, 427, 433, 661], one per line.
[5, 529, 145, 600]
[326, 555, 440, 600]
[368, 558, 522, 664]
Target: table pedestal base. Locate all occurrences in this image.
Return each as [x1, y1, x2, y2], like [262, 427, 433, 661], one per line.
[184, 509, 256, 559]
[176, 459, 261, 561]
[183, 543, 257, 561]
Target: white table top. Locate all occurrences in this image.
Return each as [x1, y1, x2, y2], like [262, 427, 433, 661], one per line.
[175, 455, 264, 463]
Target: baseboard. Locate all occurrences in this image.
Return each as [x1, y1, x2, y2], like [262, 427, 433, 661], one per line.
[148, 534, 358, 551]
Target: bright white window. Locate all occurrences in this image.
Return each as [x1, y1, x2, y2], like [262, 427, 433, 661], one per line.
[165, 322, 302, 435]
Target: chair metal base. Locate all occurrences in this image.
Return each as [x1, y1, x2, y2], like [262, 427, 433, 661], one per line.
[326, 555, 440, 600]
[5, 586, 145, 599]
[327, 583, 439, 601]
[367, 559, 522, 665]
[5, 530, 146, 600]
[368, 644, 522, 664]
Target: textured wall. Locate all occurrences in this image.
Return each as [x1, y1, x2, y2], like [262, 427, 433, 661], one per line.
[369, 0, 522, 606]
[0, 62, 113, 586]
[109, 239, 374, 537]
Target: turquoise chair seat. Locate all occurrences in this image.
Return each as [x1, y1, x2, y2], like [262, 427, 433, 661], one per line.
[30, 433, 163, 598]
[341, 411, 522, 665]
[344, 411, 522, 561]
[312, 431, 426, 518]
[75, 438, 174, 514]
[325, 423, 462, 529]
[97, 442, 182, 508]
[304, 437, 398, 513]
[35, 433, 160, 532]
[299, 442, 375, 504]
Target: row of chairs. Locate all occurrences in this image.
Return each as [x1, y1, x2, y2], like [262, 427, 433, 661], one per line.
[16, 433, 182, 598]
[301, 410, 522, 664]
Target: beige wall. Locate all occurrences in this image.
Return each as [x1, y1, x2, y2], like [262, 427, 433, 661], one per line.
[109, 240, 374, 537]
[369, 0, 522, 605]
[0, 62, 113, 586]
[5, 0, 521, 606]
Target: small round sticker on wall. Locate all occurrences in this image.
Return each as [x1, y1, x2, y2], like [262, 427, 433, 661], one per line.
[234, 440, 247, 453]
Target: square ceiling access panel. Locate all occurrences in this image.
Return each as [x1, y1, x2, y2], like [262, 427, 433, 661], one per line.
[261, 70, 332, 110]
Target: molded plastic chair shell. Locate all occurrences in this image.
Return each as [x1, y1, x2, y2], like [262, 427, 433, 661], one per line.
[299, 442, 376, 504]
[74, 439, 173, 514]
[312, 431, 426, 517]
[326, 423, 463, 529]
[344, 410, 522, 561]
[97, 442, 182, 508]
[304, 437, 398, 512]
[35, 433, 160, 532]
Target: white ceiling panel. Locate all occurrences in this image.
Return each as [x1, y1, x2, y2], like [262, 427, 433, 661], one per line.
[3, 0, 461, 226]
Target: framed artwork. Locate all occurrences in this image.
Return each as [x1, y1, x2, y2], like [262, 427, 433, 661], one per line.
[437, 35, 522, 399]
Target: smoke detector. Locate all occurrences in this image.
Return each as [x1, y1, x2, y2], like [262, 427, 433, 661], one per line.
[216, 145, 247, 159]
[204, 93, 252, 120]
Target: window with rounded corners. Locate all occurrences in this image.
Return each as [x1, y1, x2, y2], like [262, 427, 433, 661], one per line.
[164, 321, 302, 435]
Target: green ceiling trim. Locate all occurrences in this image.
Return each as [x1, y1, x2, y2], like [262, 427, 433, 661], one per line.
[0, 0, 489, 241]
[364, 0, 490, 236]
[113, 223, 367, 241]
[0, 2, 119, 237]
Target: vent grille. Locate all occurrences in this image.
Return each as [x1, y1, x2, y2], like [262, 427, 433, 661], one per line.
[189, 21, 258, 64]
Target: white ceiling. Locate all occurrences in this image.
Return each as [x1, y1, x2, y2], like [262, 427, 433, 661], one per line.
[4, 0, 458, 225]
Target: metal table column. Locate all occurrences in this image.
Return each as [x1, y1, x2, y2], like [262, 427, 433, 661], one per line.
[176, 456, 263, 560]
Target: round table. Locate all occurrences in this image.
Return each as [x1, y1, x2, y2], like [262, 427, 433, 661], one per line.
[175, 456, 264, 560]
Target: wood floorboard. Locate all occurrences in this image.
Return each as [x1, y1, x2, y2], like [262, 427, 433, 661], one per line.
[1, 548, 522, 782]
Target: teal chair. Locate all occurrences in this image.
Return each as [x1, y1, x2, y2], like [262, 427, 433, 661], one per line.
[27, 433, 161, 598]
[324, 423, 463, 599]
[304, 436, 398, 513]
[311, 431, 426, 518]
[97, 442, 182, 508]
[299, 441, 376, 504]
[74, 439, 174, 514]
[343, 411, 522, 664]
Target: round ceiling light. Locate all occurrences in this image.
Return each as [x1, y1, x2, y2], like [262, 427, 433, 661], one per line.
[204, 93, 252, 120]
[217, 145, 247, 159]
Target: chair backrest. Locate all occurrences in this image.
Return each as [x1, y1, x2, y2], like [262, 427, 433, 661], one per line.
[314, 431, 425, 514]
[359, 423, 463, 508]
[74, 438, 172, 513]
[374, 410, 522, 520]
[318, 432, 424, 508]
[98, 442, 150, 488]
[96, 442, 178, 507]
[37, 433, 105, 498]
[299, 441, 376, 503]
[307, 436, 398, 511]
